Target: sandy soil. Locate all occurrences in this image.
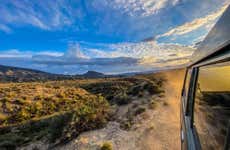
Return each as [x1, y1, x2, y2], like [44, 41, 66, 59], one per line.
[54, 69, 186, 150]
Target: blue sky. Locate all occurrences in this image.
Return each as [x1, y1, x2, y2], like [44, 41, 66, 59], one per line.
[0, 0, 229, 74]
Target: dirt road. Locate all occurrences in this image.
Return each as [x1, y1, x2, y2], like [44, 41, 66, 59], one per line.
[140, 69, 185, 150]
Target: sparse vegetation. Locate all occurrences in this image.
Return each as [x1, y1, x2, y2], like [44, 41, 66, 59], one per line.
[81, 77, 164, 106]
[0, 82, 110, 148]
[0, 74, 165, 148]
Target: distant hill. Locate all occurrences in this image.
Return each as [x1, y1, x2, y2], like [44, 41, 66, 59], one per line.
[0, 65, 72, 82]
[82, 71, 106, 78]
[0, 65, 112, 82]
[0, 64, 186, 83]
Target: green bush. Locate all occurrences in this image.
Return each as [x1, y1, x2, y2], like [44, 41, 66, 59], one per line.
[48, 112, 72, 143]
[143, 82, 163, 95]
[127, 85, 142, 96]
[134, 106, 146, 116]
[101, 142, 113, 150]
[114, 93, 131, 105]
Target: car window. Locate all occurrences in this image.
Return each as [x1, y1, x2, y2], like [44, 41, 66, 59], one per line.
[193, 62, 230, 150]
[183, 69, 192, 108]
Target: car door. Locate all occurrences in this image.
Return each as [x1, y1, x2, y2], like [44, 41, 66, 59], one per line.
[192, 61, 230, 150]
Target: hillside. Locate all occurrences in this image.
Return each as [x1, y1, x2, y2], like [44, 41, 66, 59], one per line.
[0, 65, 110, 82]
[82, 71, 106, 78]
[0, 65, 71, 82]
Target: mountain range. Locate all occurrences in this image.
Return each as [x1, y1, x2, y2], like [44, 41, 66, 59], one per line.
[0, 65, 110, 82]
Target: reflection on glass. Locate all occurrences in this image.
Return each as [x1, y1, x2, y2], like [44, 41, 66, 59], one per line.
[194, 62, 230, 150]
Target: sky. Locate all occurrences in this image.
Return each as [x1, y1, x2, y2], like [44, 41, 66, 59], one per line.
[0, 0, 229, 74]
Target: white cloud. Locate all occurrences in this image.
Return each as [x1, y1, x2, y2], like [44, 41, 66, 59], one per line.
[37, 51, 63, 57]
[0, 49, 32, 58]
[0, 1, 75, 31]
[93, 0, 179, 17]
[63, 43, 89, 59]
[0, 41, 195, 74]
[0, 0, 180, 37]
[0, 24, 11, 33]
[0, 49, 63, 58]
[157, 4, 228, 38]
[0, 40, 195, 73]
[32, 43, 138, 66]
[0, 0, 228, 45]
[85, 41, 194, 60]
[30, 41, 194, 70]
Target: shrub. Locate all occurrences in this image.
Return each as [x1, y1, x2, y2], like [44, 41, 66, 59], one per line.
[134, 106, 146, 116]
[163, 101, 169, 106]
[0, 140, 16, 150]
[1, 97, 9, 103]
[144, 82, 163, 95]
[56, 92, 65, 98]
[114, 93, 131, 105]
[101, 141, 113, 150]
[13, 98, 25, 105]
[128, 85, 142, 96]
[0, 133, 24, 149]
[149, 100, 157, 109]
[34, 95, 42, 101]
[121, 121, 132, 130]
[48, 112, 72, 143]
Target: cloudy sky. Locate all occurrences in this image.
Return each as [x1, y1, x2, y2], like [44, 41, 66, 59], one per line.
[0, 0, 229, 74]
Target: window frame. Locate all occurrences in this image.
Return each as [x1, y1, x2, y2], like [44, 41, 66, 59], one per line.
[186, 68, 198, 117]
[182, 67, 199, 150]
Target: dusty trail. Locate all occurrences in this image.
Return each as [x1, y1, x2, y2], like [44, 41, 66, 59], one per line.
[140, 69, 185, 150]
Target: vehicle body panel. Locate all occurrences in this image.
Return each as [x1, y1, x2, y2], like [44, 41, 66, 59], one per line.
[190, 5, 230, 66]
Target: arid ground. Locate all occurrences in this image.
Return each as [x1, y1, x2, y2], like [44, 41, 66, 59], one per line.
[0, 69, 185, 150]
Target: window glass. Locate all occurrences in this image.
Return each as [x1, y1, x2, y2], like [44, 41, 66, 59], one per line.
[194, 62, 230, 150]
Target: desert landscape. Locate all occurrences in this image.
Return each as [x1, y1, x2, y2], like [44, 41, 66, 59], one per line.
[0, 67, 185, 150]
[0, 1, 229, 150]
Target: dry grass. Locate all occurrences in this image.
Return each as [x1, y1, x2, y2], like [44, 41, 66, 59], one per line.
[0, 75, 164, 148]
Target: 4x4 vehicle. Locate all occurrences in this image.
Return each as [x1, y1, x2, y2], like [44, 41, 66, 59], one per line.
[181, 5, 230, 150]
